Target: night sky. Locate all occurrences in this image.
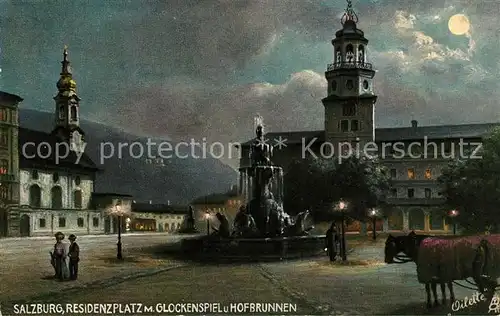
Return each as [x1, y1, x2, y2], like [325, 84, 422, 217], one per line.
[0, 0, 497, 148]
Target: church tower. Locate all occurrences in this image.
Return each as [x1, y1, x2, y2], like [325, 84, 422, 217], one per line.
[52, 47, 86, 153]
[322, 0, 377, 152]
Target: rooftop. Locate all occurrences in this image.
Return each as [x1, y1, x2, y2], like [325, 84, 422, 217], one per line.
[132, 203, 186, 214]
[92, 192, 133, 197]
[191, 190, 240, 205]
[237, 122, 500, 147]
[19, 127, 99, 172]
[0, 91, 23, 104]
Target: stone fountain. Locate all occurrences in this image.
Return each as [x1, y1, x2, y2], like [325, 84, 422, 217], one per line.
[181, 120, 325, 260]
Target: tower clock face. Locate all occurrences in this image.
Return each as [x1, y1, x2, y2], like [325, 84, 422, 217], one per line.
[346, 80, 354, 90]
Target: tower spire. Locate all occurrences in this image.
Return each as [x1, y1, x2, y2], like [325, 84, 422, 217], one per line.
[61, 45, 71, 75]
[341, 0, 358, 25]
[57, 45, 76, 92]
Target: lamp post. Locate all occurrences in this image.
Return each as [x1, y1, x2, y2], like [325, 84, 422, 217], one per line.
[205, 211, 210, 236]
[449, 209, 459, 235]
[369, 209, 378, 241]
[117, 213, 123, 260]
[106, 202, 131, 261]
[336, 200, 348, 261]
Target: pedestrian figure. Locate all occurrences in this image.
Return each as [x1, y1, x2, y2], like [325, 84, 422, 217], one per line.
[68, 234, 80, 280]
[51, 232, 69, 281]
[326, 223, 339, 262]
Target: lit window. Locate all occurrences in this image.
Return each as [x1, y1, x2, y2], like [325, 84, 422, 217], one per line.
[0, 159, 8, 174]
[424, 169, 432, 179]
[0, 109, 7, 121]
[407, 168, 415, 179]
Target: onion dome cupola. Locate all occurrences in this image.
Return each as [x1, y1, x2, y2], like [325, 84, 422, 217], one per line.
[56, 46, 77, 93]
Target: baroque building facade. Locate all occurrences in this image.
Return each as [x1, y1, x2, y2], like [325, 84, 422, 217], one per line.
[237, 4, 498, 234]
[0, 48, 191, 237]
[0, 48, 108, 237]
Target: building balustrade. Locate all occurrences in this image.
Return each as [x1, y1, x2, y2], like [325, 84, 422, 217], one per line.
[327, 61, 373, 71]
[385, 197, 446, 205]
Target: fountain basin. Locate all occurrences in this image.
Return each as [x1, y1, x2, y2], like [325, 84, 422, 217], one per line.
[181, 235, 326, 261]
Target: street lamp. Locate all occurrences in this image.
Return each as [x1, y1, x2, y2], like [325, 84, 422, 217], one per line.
[336, 200, 348, 261]
[116, 204, 123, 260]
[205, 211, 211, 236]
[369, 209, 378, 241]
[106, 202, 131, 260]
[449, 209, 459, 235]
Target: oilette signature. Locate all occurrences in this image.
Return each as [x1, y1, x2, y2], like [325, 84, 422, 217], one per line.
[450, 291, 486, 312]
[449, 292, 500, 315]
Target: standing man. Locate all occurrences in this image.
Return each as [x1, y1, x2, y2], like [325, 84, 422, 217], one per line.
[68, 234, 80, 280]
[326, 223, 339, 262]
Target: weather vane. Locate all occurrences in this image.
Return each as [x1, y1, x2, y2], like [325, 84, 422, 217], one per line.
[341, 0, 359, 25]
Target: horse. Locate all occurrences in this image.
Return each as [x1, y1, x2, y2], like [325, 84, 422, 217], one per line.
[405, 232, 456, 307]
[384, 233, 455, 308]
[412, 233, 500, 308]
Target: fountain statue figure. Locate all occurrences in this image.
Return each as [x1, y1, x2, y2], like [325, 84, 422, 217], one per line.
[230, 122, 313, 237]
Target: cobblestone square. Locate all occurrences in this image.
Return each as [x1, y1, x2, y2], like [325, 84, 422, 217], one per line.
[0, 234, 490, 315]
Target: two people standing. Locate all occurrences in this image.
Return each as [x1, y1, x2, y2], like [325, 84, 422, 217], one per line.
[326, 223, 340, 262]
[50, 232, 80, 281]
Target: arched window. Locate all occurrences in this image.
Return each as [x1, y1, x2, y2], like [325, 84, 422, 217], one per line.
[342, 102, 356, 116]
[51, 186, 63, 209]
[77, 217, 84, 227]
[345, 44, 354, 63]
[29, 185, 41, 208]
[335, 47, 342, 63]
[358, 45, 365, 63]
[59, 105, 65, 119]
[70, 106, 77, 121]
[0, 185, 8, 199]
[74, 190, 82, 209]
[165, 223, 170, 232]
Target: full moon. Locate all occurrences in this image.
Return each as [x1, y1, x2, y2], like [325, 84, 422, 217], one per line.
[448, 14, 470, 35]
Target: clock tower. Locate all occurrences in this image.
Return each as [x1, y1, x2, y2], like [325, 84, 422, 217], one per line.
[52, 47, 86, 154]
[322, 0, 377, 152]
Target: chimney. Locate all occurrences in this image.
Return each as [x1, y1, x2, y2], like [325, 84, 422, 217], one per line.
[411, 120, 418, 128]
